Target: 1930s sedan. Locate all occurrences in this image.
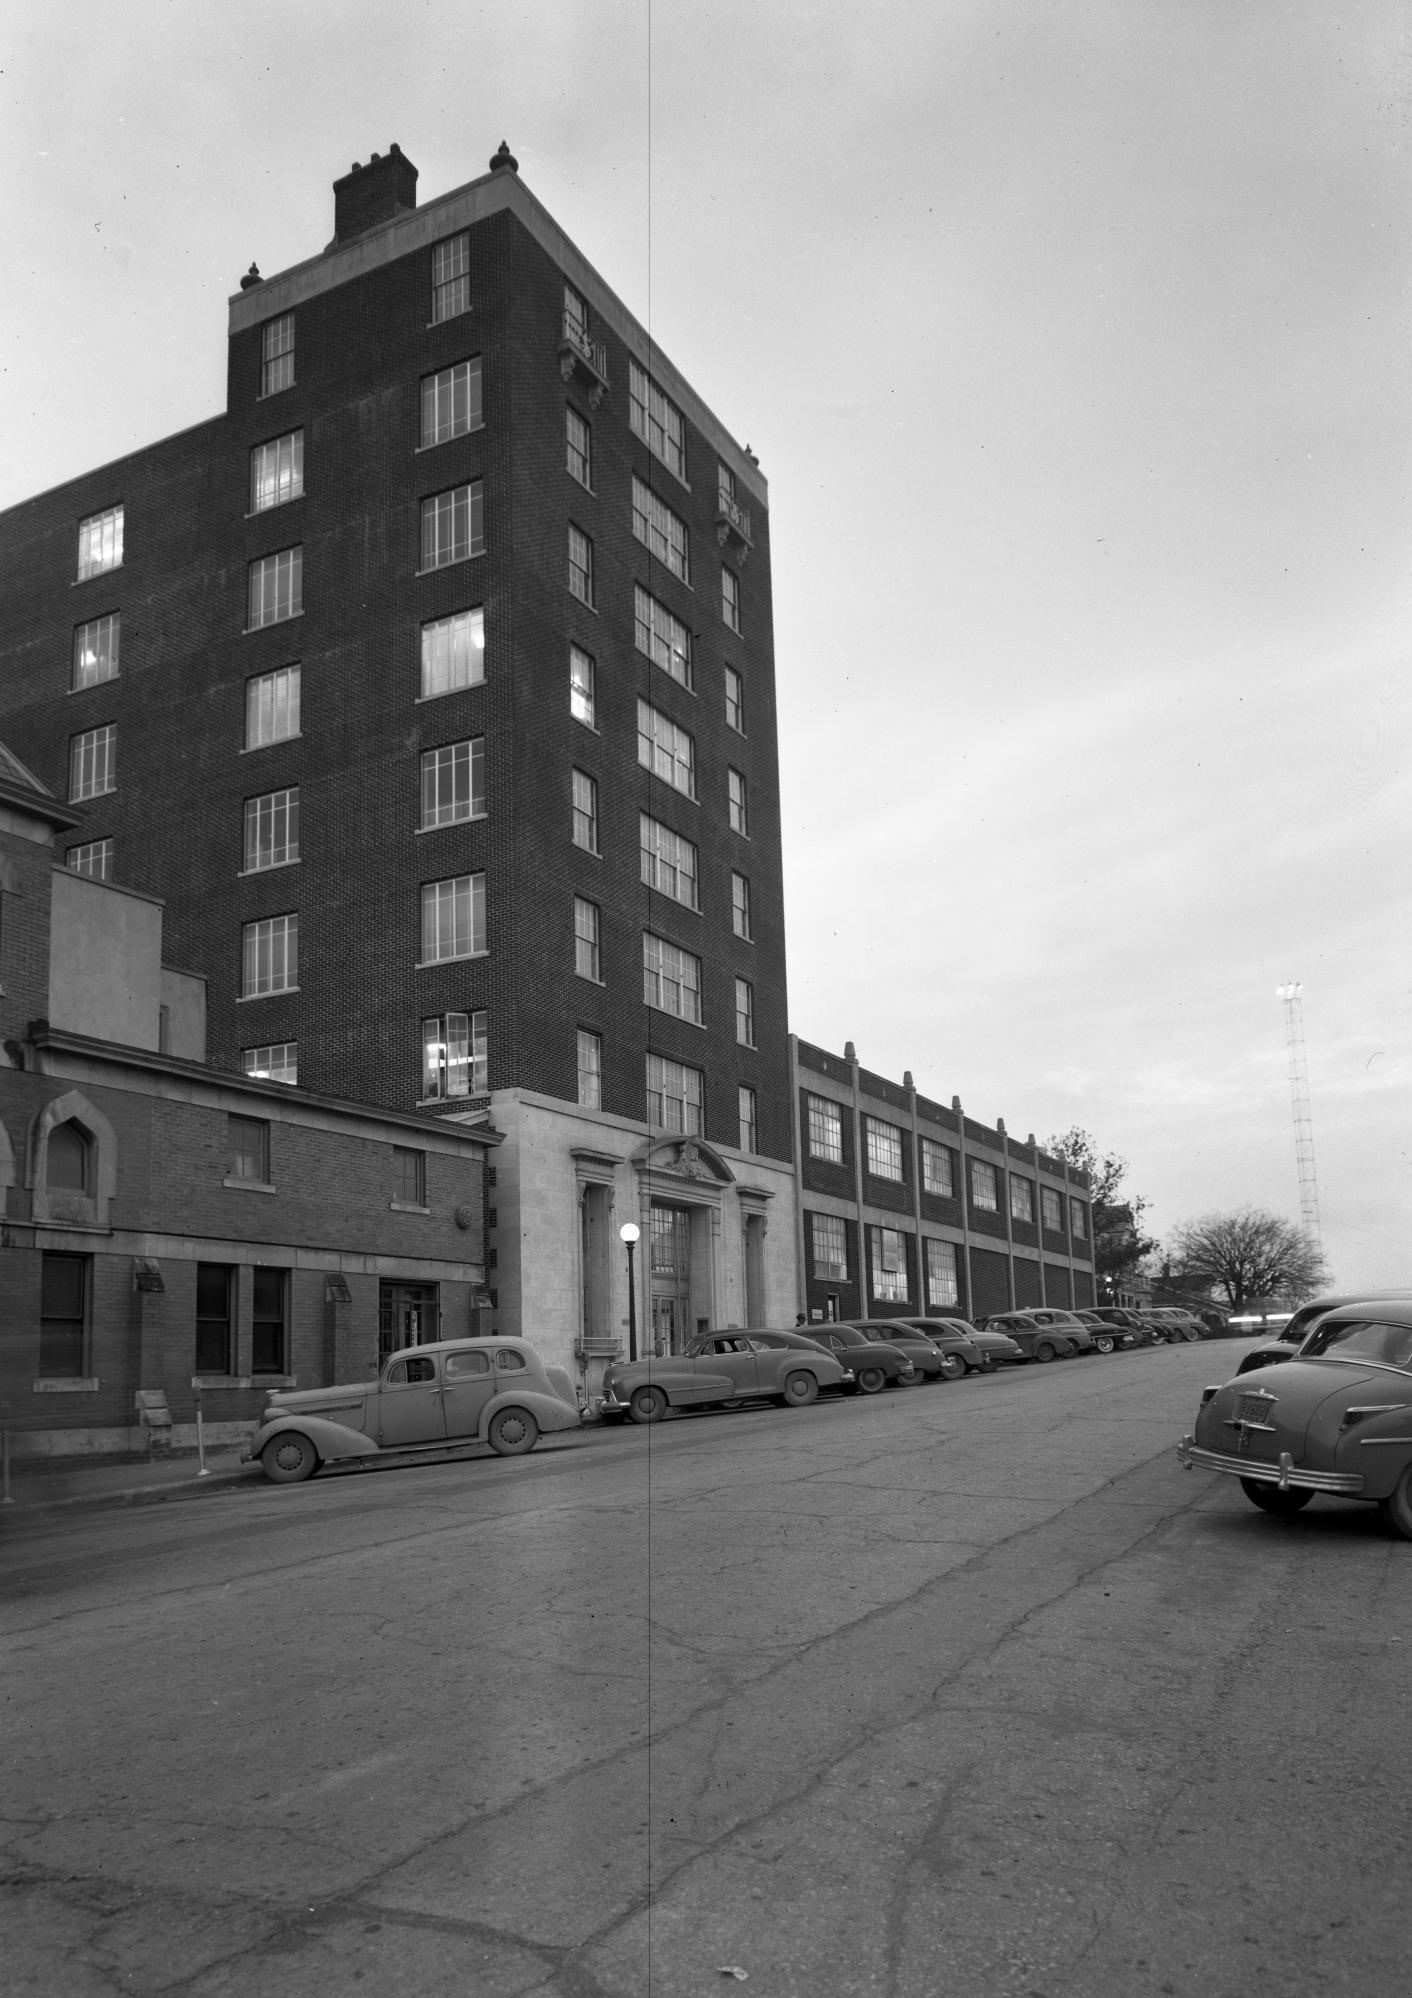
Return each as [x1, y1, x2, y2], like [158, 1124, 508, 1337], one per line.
[243, 1337, 582, 1481]
[1178, 1299, 1412, 1538]
[600, 1329, 850, 1424]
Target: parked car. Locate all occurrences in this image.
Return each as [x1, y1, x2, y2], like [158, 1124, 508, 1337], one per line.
[913, 1316, 1026, 1367]
[1150, 1308, 1206, 1342]
[600, 1328, 851, 1424]
[846, 1319, 968, 1381]
[796, 1325, 918, 1394]
[1073, 1309, 1136, 1354]
[976, 1312, 1079, 1363]
[1018, 1308, 1097, 1354]
[243, 1337, 583, 1482]
[1235, 1291, 1412, 1376]
[897, 1317, 1004, 1374]
[1089, 1306, 1161, 1348]
[1178, 1299, 1412, 1538]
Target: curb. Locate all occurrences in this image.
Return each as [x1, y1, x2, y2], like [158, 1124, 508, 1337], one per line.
[0, 1465, 261, 1522]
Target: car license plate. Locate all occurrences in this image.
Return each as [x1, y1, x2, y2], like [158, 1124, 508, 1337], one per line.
[1236, 1392, 1276, 1425]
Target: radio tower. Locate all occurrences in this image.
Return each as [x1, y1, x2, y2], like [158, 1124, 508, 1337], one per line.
[1276, 982, 1323, 1250]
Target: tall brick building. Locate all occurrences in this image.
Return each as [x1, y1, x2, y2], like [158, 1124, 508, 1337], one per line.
[0, 143, 796, 1396]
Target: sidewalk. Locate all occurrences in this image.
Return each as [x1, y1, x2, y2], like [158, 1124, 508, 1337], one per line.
[0, 1445, 259, 1521]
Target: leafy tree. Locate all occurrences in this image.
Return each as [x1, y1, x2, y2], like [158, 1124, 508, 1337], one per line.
[1167, 1207, 1328, 1309]
[1044, 1128, 1158, 1288]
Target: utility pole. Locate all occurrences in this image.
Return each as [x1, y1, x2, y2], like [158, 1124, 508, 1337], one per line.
[1276, 982, 1323, 1251]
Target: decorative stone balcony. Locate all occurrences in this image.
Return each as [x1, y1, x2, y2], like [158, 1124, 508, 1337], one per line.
[559, 314, 609, 407]
[715, 485, 753, 559]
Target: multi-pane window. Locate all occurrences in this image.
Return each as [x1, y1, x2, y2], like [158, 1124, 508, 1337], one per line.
[421, 484, 484, 569]
[422, 1010, 487, 1100]
[728, 767, 748, 836]
[67, 838, 114, 881]
[921, 1139, 954, 1197]
[637, 699, 695, 797]
[735, 977, 755, 1047]
[566, 407, 592, 486]
[252, 1268, 288, 1374]
[420, 607, 485, 698]
[639, 813, 698, 908]
[572, 769, 599, 852]
[245, 665, 300, 747]
[646, 1052, 702, 1134]
[393, 1146, 426, 1207]
[421, 874, 486, 962]
[260, 313, 294, 395]
[731, 871, 752, 940]
[971, 1160, 999, 1212]
[634, 585, 691, 688]
[195, 1263, 234, 1374]
[1041, 1187, 1063, 1231]
[812, 1213, 848, 1281]
[807, 1094, 843, 1163]
[577, 1029, 602, 1110]
[629, 359, 686, 479]
[242, 913, 298, 996]
[229, 1114, 270, 1183]
[73, 614, 120, 690]
[70, 724, 116, 802]
[643, 932, 702, 1022]
[574, 897, 601, 981]
[243, 788, 300, 872]
[570, 645, 596, 726]
[250, 432, 303, 511]
[39, 1252, 88, 1378]
[1070, 1198, 1088, 1239]
[870, 1225, 910, 1302]
[242, 1042, 297, 1085]
[738, 1085, 758, 1154]
[722, 566, 742, 634]
[421, 740, 485, 828]
[865, 1117, 903, 1181]
[568, 524, 594, 606]
[564, 283, 589, 347]
[1010, 1176, 1034, 1223]
[77, 507, 123, 580]
[724, 665, 745, 733]
[247, 547, 302, 627]
[925, 1238, 960, 1309]
[421, 360, 482, 446]
[631, 477, 689, 581]
[431, 234, 470, 322]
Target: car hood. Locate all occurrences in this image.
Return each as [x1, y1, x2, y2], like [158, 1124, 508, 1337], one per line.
[1194, 1359, 1407, 1464]
[261, 1382, 372, 1422]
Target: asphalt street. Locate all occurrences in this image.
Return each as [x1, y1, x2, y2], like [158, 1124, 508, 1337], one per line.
[3, 1341, 1409, 1998]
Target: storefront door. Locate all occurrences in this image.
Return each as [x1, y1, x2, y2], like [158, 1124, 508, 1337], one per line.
[649, 1205, 692, 1353]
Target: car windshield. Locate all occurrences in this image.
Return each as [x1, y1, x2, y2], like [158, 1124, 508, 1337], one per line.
[1301, 1319, 1412, 1368]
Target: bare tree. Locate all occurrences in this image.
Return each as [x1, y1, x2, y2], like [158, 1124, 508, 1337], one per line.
[1168, 1207, 1328, 1309]
[1045, 1128, 1158, 1288]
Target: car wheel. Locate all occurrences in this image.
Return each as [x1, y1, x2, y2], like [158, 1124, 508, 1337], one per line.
[487, 1407, 539, 1456]
[1093, 1335, 1115, 1355]
[937, 1353, 966, 1382]
[1240, 1478, 1313, 1516]
[781, 1369, 819, 1408]
[855, 1366, 887, 1395]
[261, 1432, 318, 1483]
[1377, 1463, 1412, 1541]
[628, 1385, 668, 1425]
[1034, 1341, 1057, 1364]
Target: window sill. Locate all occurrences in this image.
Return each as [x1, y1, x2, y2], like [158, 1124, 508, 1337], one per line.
[68, 677, 120, 697]
[576, 972, 606, 987]
[70, 787, 117, 807]
[645, 1004, 706, 1030]
[238, 858, 301, 878]
[415, 951, 488, 970]
[416, 1094, 483, 1109]
[644, 773, 699, 806]
[236, 987, 300, 1002]
[32, 1378, 100, 1393]
[416, 552, 486, 578]
[222, 1176, 277, 1194]
[244, 611, 304, 635]
[241, 734, 302, 754]
[427, 312, 474, 331]
[415, 686, 486, 705]
[390, 1200, 431, 1215]
[567, 473, 595, 495]
[573, 842, 601, 860]
[572, 714, 600, 733]
[245, 496, 305, 520]
[415, 814, 486, 834]
[195, 1375, 295, 1390]
[416, 425, 485, 452]
[568, 593, 598, 614]
[258, 385, 295, 400]
[72, 568, 123, 587]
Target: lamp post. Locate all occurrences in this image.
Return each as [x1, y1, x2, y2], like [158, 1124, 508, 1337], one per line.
[620, 1221, 640, 1364]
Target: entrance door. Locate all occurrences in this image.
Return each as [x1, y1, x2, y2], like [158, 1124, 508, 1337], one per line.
[379, 1281, 440, 1362]
[649, 1205, 693, 1353]
[652, 1296, 680, 1352]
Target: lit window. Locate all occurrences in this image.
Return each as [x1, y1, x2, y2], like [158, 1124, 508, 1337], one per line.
[724, 665, 745, 733]
[807, 1094, 843, 1163]
[421, 484, 484, 569]
[393, 1147, 426, 1207]
[242, 913, 298, 997]
[420, 607, 485, 698]
[722, 566, 741, 634]
[577, 1029, 602, 1110]
[260, 314, 294, 395]
[866, 1117, 903, 1181]
[242, 1042, 298, 1085]
[570, 644, 596, 726]
[69, 724, 116, 802]
[252, 1268, 288, 1374]
[734, 977, 755, 1048]
[566, 407, 592, 486]
[638, 700, 695, 797]
[229, 1114, 270, 1183]
[639, 813, 698, 908]
[634, 585, 691, 688]
[421, 874, 486, 963]
[738, 1086, 758, 1154]
[432, 234, 470, 322]
[1010, 1176, 1034, 1223]
[643, 932, 702, 1023]
[73, 614, 120, 690]
[243, 788, 300, 871]
[629, 359, 686, 479]
[575, 897, 601, 981]
[421, 740, 485, 828]
[245, 666, 300, 747]
[421, 360, 482, 446]
[971, 1160, 999, 1212]
[631, 476, 689, 582]
[731, 871, 752, 939]
[250, 432, 304, 511]
[646, 1052, 702, 1134]
[1070, 1198, 1087, 1239]
[811, 1213, 848, 1280]
[247, 547, 302, 627]
[870, 1225, 910, 1303]
[1041, 1187, 1063, 1231]
[921, 1139, 954, 1198]
[728, 767, 748, 836]
[67, 838, 114, 881]
[568, 524, 594, 606]
[572, 768, 599, 853]
[925, 1239, 960, 1309]
[422, 1010, 487, 1099]
[77, 506, 123, 581]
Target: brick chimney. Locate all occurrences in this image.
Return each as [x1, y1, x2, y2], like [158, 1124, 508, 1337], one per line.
[332, 144, 418, 243]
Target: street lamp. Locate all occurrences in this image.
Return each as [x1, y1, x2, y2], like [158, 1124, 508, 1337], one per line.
[620, 1222, 641, 1363]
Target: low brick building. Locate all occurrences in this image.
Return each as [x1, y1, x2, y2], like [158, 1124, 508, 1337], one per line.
[0, 742, 497, 1457]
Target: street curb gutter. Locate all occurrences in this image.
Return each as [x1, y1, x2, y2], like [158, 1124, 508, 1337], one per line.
[0, 1466, 261, 1522]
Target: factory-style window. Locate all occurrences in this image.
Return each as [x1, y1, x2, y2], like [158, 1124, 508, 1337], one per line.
[421, 874, 486, 963]
[806, 1094, 843, 1163]
[73, 613, 120, 689]
[77, 506, 123, 580]
[421, 484, 484, 570]
[420, 607, 485, 699]
[247, 547, 302, 628]
[241, 914, 298, 997]
[242, 787, 300, 872]
[865, 1117, 903, 1182]
[250, 431, 303, 511]
[70, 724, 116, 802]
[921, 1139, 954, 1198]
[421, 360, 482, 446]
[421, 740, 485, 829]
[245, 666, 300, 747]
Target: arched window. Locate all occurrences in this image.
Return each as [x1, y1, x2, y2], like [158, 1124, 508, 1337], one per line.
[47, 1121, 90, 1193]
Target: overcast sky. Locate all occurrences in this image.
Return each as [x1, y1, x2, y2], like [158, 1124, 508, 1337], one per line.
[2, 1, 1408, 1287]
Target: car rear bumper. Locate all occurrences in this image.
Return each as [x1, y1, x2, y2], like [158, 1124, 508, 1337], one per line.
[1177, 1437, 1364, 1495]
